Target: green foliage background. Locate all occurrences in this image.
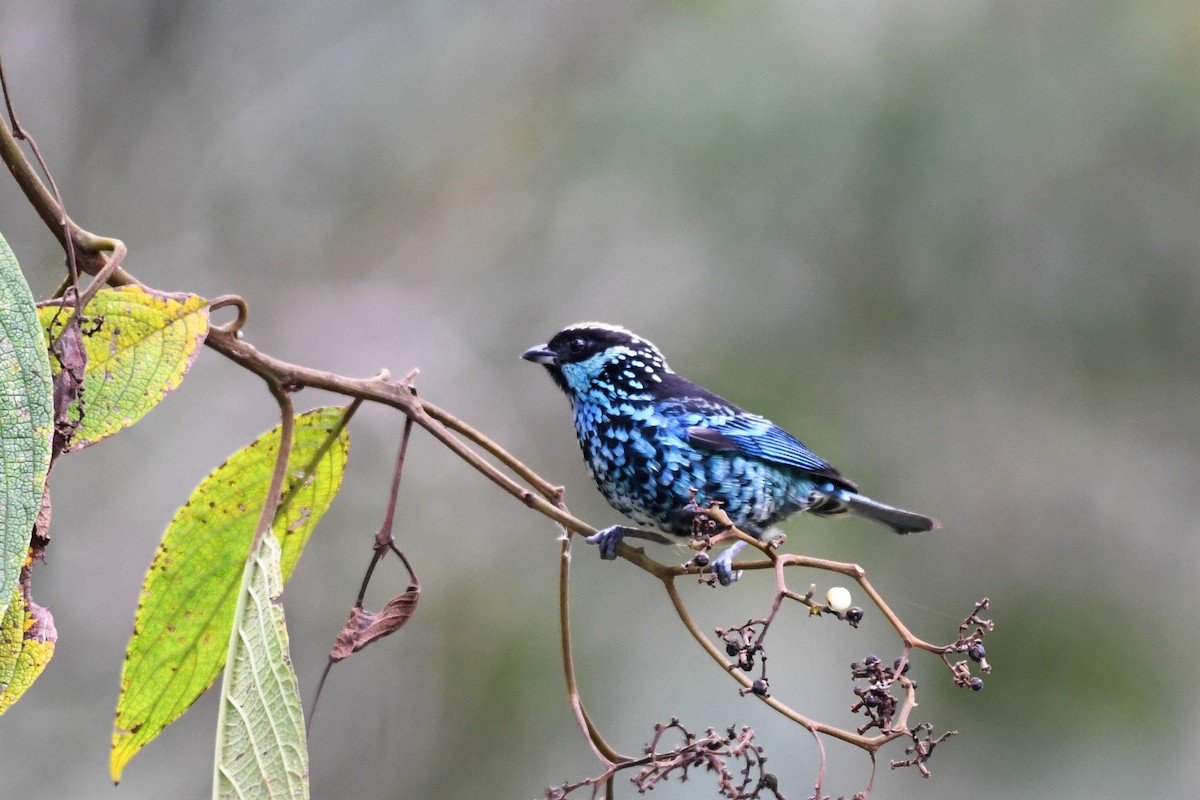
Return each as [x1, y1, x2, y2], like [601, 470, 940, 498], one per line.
[1, 3, 1196, 798]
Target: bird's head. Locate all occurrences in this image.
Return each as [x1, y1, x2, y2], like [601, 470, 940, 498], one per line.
[521, 322, 672, 400]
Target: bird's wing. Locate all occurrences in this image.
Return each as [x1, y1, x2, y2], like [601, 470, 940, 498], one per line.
[652, 376, 855, 488]
[684, 413, 855, 488]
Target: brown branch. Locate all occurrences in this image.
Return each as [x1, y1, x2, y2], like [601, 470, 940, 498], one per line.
[309, 397, 420, 737]
[251, 383, 295, 553]
[660, 575, 903, 753]
[0, 101, 676, 581]
[0, 105, 135, 284]
[559, 533, 627, 765]
[424, 402, 564, 503]
[696, 507, 954, 656]
[0, 55, 79, 292]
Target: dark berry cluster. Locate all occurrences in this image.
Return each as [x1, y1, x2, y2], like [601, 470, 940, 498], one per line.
[632, 721, 779, 800]
[682, 501, 743, 585]
[848, 653, 912, 733]
[547, 720, 782, 800]
[717, 623, 771, 697]
[948, 598, 993, 691]
[686, 498, 727, 540]
[948, 640, 990, 691]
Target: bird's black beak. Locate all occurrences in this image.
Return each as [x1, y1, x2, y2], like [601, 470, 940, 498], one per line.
[521, 344, 558, 365]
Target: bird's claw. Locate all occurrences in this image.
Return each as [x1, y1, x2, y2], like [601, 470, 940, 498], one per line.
[711, 558, 743, 586]
[585, 525, 625, 560]
[710, 554, 739, 585]
[709, 540, 747, 586]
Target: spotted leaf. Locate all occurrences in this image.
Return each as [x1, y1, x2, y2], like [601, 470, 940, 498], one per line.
[0, 564, 56, 715]
[110, 407, 349, 782]
[38, 285, 209, 451]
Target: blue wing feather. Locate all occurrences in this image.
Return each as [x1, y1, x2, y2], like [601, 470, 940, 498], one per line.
[654, 375, 856, 489]
[690, 415, 835, 472]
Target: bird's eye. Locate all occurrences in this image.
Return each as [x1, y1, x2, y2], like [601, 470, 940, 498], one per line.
[567, 337, 586, 355]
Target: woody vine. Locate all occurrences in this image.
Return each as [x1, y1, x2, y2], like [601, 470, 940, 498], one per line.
[0, 57, 992, 800]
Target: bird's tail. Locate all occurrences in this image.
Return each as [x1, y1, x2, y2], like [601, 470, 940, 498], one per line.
[808, 485, 939, 535]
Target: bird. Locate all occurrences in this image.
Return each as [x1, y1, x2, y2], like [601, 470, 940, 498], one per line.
[521, 322, 938, 585]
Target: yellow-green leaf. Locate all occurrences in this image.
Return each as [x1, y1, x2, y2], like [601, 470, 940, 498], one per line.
[38, 285, 209, 451]
[213, 532, 308, 800]
[0, 233, 53, 616]
[111, 408, 349, 782]
[0, 565, 56, 715]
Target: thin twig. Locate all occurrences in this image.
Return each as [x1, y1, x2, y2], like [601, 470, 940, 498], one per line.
[0, 55, 78, 293]
[424, 402, 564, 503]
[559, 532, 627, 765]
[661, 576, 904, 753]
[310, 399, 415, 736]
[804, 724, 827, 800]
[376, 400, 416, 548]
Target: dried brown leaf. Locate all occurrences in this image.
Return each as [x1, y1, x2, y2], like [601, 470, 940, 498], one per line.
[330, 584, 419, 661]
[48, 314, 86, 455]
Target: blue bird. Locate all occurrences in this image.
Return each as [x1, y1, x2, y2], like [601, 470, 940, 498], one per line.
[522, 322, 938, 585]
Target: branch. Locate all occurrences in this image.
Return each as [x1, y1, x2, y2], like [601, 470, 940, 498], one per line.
[661, 576, 899, 753]
[0, 103, 675, 576]
[559, 533, 627, 765]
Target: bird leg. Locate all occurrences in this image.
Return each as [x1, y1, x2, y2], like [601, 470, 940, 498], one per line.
[584, 525, 671, 560]
[710, 540, 747, 586]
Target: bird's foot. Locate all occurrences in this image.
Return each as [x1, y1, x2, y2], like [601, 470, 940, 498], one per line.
[710, 540, 747, 586]
[585, 526, 672, 560]
[585, 525, 628, 560]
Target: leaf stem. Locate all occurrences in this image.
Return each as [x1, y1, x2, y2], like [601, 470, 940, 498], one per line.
[212, 383, 296, 796]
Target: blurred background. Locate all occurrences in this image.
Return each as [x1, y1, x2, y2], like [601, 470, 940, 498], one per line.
[1, 2, 1197, 798]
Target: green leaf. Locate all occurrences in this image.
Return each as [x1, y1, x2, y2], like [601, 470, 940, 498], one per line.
[0, 565, 56, 715]
[38, 285, 209, 451]
[111, 408, 349, 782]
[0, 233, 53, 616]
[213, 531, 308, 800]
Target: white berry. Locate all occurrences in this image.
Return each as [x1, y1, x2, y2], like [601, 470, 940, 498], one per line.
[825, 586, 852, 612]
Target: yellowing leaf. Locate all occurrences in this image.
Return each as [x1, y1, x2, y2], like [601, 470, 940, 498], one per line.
[38, 285, 209, 451]
[213, 532, 309, 800]
[0, 233, 53, 616]
[0, 567, 56, 715]
[111, 408, 349, 782]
